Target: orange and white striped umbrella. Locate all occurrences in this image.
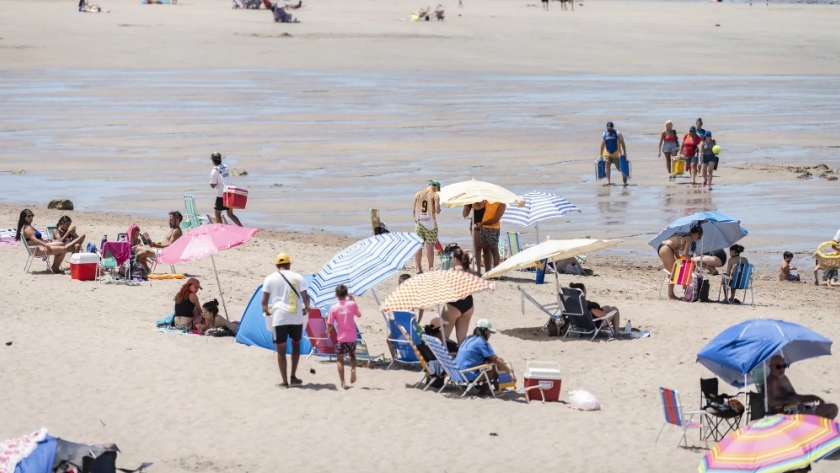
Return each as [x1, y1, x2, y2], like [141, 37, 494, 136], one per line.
[380, 270, 494, 312]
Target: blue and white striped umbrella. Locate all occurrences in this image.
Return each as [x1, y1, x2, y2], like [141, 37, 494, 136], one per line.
[501, 191, 581, 241]
[308, 232, 424, 308]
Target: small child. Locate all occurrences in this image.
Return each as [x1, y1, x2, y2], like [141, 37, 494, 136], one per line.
[326, 284, 361, 389]
[779, 251, 800, 282]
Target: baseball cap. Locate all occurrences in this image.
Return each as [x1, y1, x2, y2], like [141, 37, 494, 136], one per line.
[704, 130, 712, 138]
[428, 179, 441, 188]
[606, 121, 614, 128]
[186, 277, 202, 290]
[476, 318, 497, 333]
[275, 253, 291, 265]
[689, 125, 697, 132]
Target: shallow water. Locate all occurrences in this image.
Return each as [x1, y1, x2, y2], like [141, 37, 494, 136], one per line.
[1, 70, 839, 270]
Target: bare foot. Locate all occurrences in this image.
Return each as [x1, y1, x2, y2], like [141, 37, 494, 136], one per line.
[668, 296, 681, 301]
[341, 382, 347, 390]
[350, 369, 357, 384]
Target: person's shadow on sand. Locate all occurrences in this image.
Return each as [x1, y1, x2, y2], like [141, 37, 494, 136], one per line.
[293, 383, 338, 391]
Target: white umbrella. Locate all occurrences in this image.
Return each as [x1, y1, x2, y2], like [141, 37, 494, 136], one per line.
[482, 238, 622, 280]
[438, 179, 525, 208]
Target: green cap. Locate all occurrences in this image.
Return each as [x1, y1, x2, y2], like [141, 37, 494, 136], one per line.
[428, 179, 441, 188]
[476, 319, 497, 333]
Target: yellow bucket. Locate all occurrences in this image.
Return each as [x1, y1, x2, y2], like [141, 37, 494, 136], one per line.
[672, 158, 686, 176]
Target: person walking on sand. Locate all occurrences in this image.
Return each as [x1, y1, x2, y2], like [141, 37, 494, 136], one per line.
[413, 180, 442, 273]
[326, 285, 361, 389]
[209, 152, 243, 227]
[678, 125, 703, 186]
[262, 253, 310, 388]
[658, 120, 680, 179]
[599, 122, 628, 186]
[698, 131, 718, 189]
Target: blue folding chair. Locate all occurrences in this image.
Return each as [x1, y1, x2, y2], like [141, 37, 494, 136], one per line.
[719, 263, 755, 306]
[387, 311, 422, 369]
[421, 334, 495, 397]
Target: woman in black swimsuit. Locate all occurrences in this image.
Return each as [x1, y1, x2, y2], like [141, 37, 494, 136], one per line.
[693, 248, 727, 275]
[463, 202, 486, 276]
[174, 278, 203, 330]
[442, 246, 475, 344]
[15, 209, 84, 273]
[52, 215, 85, 253]
[657, 225, 703, 300]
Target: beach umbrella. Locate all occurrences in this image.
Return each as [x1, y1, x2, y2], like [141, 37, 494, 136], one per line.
[696, 319, 832, 389]
[379, 270, 494, 312]
[482, 238, 622, 280]
[699, 414, 840, 473]
[648, 211, 748, 254]
[157, 223, 258, 320]
[501, 191, 581, 242]
[438, 178, 525, 208]
[308, 232, 423, 309]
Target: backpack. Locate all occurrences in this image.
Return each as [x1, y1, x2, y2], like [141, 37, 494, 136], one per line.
[699, 279, 711, 302]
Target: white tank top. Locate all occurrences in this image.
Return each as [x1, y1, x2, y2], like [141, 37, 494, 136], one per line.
[414, 188, 437, 230]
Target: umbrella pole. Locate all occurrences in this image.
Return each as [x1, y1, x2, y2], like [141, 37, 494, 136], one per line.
[211, 254, 230, 322]
[370, 289, 391, 327]
[535, 223, 540, 244]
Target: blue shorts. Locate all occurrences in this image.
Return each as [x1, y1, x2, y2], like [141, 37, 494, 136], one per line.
[702, 154, 716, 165]
[686, 154, 699, 165]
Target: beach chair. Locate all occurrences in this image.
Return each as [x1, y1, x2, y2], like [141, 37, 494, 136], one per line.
[46, 226, 58, 241]
[99, 247, 129, 282]
[183, 194, 212, 229]
[505, 231, 522, 260]
[519, 286, 564, 332]
[747, 392, 768, 423]
[659, 259, 696, 299]
[397, 325, 434, 389]
[655, 387, 708, 448]
[354, 329, 386, 367]
[387, 311, 423, 369]
[699, 378, 743, 442]
[719, 263, 755, 306]
[561, 287, 616, 340]
[421, 334, 495, 397]
[305, 308, 338, 360]
[21, 237, 53, 273]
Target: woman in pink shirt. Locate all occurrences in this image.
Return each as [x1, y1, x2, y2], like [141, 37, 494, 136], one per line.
[326, 284, 362, 389]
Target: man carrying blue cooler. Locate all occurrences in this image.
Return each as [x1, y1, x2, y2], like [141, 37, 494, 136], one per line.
[599, 121, 629, 186]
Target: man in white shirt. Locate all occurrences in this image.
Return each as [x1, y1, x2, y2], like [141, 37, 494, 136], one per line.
[262, 252, 310, 388]
[209, 152, 243, 227]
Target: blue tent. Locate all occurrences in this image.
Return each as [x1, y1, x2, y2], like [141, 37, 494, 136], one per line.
[235, 283, 313, 355]
[696, 318, 832, 388]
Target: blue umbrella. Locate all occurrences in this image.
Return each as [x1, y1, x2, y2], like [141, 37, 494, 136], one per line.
[308, 232, 423, 308]
[501, 191, 581, 242]
[696, 318, 832, 388]
[648, 211, 748, 254]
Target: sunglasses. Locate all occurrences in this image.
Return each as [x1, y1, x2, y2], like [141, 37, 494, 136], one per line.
[775, 364, 789, 369]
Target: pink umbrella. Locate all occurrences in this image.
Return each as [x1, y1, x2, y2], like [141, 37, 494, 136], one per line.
[157, 224, 258, 319]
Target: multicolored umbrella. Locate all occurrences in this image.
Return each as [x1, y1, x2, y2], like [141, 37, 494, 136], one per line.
[379, 270, 494, 312]
[699, 414, 840, 473]
[157, 224, 258, 319]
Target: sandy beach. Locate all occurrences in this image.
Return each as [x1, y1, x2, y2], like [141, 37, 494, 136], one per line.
[2, 0, 840, 471]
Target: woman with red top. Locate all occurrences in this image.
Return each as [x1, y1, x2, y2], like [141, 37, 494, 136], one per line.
[658, 120, 680, 179]
[679, 125, 703, 185]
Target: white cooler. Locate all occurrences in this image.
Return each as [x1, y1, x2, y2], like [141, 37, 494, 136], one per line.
[70, 253, 101, 281]
[524, 361, 563, 402]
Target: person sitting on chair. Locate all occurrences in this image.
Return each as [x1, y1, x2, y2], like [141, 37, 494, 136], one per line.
[433, 4, 444, 19]
[15, 209, 84, 273]
[454, 319, 514, 392]
[134, 211, 183, 273]
[569, 282, 622, 338]
[722, 244, 749, 303]
[52, 215, 85, 254]
[766, 355, 838, 419]
[417, 317, 458, 389]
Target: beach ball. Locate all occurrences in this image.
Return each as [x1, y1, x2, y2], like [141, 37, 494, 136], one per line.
[712, 145, 722, 155]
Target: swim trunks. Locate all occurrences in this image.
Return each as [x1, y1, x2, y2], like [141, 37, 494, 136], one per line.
[480, 227, 500, 246]
[335, 341, 356, 355]
[415, 222, 438, 245]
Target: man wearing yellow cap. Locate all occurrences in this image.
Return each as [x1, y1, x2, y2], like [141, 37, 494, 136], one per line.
[262, 252, 310, 388]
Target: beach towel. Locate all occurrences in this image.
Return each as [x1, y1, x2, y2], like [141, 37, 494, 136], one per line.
[156, 312, 175, 327]
[0, 428, 48, 473]
[102, 241, 132, 267]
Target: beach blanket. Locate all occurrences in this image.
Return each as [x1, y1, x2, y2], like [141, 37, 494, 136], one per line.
[622, 327, 652, 339]
[0, 427, 48, 473]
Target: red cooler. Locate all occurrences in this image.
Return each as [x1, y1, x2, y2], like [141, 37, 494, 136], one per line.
[70, 253, 100, 281]
[222, 186, 249, 209]
[524, 361, 562, 402]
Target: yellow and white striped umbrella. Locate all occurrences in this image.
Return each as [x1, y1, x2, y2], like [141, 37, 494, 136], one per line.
[380, 270, 494, 312]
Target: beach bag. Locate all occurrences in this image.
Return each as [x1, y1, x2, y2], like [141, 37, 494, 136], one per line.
[713, 155, 719, 171]
[672, 158, 686, 176]
[595, 160, 606, 180]
[699, 279, 711, 302]
[684, 275, 703, 302]
[569, 389, 601, 411]
[130, 262, 147, 281]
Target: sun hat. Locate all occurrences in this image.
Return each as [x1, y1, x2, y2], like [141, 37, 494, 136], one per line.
[186, 277, 202, 289]
[275, 253, 291, 265]
[476, 319, 497, 333]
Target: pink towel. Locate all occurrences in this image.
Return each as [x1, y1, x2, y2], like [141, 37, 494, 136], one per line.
[102, 241, 132, 267]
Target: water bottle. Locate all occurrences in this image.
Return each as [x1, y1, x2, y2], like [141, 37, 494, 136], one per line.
[101, 235, 107, 249]
[624, 320, 632, 335]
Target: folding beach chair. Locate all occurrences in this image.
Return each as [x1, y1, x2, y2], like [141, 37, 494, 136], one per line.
[305, 308, 338, 360]
[387, 311, 423, 369]
[354, 329, 386, 367]
[397, 325, 434, 389]
[519, 286, 565, 333]
[561, 287, 616, 340]
[182, 194, 213, 229]
[99, 247, 129, 282]
[747, 391, 768, 423]
[719, 263, 755, 306]
[699, 378, 743, 442]
[655, 387, 708, 448]
[659, 259, 696, 299]
[505, 231, 522, 260]
[22, 237, 53, 273]
[46, 226, 58, 241]
[421, 334, 495, 397]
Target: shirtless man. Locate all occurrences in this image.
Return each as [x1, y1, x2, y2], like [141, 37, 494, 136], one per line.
[766, 355, 838, 419]
[134, 211, 184, 272]
[413, 180, 441, 274]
